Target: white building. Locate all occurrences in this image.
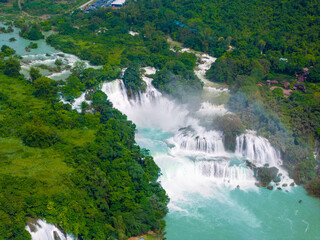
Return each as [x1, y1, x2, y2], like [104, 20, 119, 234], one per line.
[111, 0, 126, 7]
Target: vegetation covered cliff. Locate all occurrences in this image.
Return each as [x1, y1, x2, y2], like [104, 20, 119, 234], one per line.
[0, 55, 168, 239]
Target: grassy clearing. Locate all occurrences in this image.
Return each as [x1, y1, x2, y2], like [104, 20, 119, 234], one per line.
[0, 138, 71, 194]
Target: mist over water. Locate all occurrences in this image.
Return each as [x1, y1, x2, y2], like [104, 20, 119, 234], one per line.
[3, 22, 318, 239]
[100, 55, 320, 239]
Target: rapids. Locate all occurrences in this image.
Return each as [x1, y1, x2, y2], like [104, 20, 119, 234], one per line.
[99, 50, 320, 239]
[25, 219, 74, 240]
[1, 21, 319, 239]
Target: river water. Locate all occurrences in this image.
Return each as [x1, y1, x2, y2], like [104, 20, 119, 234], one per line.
[1, 22, 320, 240]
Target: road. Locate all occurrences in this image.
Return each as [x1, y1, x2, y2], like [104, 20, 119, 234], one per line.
[78, 0, 96, 9]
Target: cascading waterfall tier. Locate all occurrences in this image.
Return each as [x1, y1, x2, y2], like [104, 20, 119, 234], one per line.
[235, 131, 282, 167]
[101, 68, 190, 131]
[170, 126, 225, 156]
[25, 219, 74, 240]
[70, 64, 292, 188]
[195, 159, 254, 183]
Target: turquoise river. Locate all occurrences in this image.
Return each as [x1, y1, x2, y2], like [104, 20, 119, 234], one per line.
[1, 22, 320, 240]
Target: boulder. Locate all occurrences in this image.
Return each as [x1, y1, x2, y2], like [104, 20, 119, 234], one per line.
[26, 218, 41, 233]
[255, 166, 279, 186]
[54, 231, 61, 240]
[273, 176, 281, 183]
[290, 182, 295, 186]
[277, 187, 282, 190]
[267, 186, 273, 190]
[294, 84, 306, 93]
[282, 183, 288, 187]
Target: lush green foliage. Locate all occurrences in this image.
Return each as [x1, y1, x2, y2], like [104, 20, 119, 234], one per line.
[213, 114, 245, 151]
[45, 9, 201, 100]
[123, 62, 146, 95]
[20, 0, 87, 15]
[0, 58, 168, 239]
[152, 68, 202, 101]
[29, 67, 41, 81]
[1, 44, 15, 56]
[2, 57, 21, 77]
[19, 23, 44, 40]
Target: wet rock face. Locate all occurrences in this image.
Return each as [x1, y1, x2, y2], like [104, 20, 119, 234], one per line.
[246, 161, 280, 187]
[26, 218, 41, 233]
[54, 231, 62, 240]
[256, 166, 279, 187]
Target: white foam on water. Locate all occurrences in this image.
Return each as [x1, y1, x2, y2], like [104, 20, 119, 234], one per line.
[21, 52, 100, 80]
[71, 65, 293, 215]
[235, 131, 282, 167]
[25, 219, 75, 240]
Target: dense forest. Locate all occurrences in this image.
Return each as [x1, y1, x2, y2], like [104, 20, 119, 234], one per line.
[1, 0, 320, 238]
[0, 50, 168, 239]
[34, 0, 320, 194]
[0, 0, 87, 15]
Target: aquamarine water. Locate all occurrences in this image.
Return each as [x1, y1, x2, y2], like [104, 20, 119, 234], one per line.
[0, 22, 57, 56]
[136, 127, 320, 240]
[0, 22, 97, 81]
[2, 21, 320, 240]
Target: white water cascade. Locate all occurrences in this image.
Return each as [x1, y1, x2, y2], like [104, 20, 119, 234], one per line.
[56, 49, 318, 240]
[67, 48, 294, 210]
[98, 64, 291, 191]
[170, 126, 225, 156]
[25, 219, 75, 240]
[101, 67, 190, 131]
[235, 131, 282, 167]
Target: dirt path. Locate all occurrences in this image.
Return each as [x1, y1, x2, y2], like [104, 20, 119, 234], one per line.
[18, 0, 22, 11]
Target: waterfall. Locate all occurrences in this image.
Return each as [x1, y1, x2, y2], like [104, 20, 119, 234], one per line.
[195, 160, 254, 183]
[170, 126, 225, 155]
[235, 131, 282, 167]
[26, 219, 74, 240]
[70, 63, 292, 188]
[101, 68, 190, 131]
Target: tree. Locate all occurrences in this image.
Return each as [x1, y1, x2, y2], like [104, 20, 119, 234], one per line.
[21, 118, 59, 148]
[71, 61, 86, 79]
[62, 76, 85, 101]
[309, 63, 320, 83]
[29, 67, 41, 81]
[4, 58, 21, 77]
[21, 25, 44, 40]
[1, 45, 15, 56]
[33, 76, 58, 99]
[214, 114, 245, 151]
[123, 63, 146, 95]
